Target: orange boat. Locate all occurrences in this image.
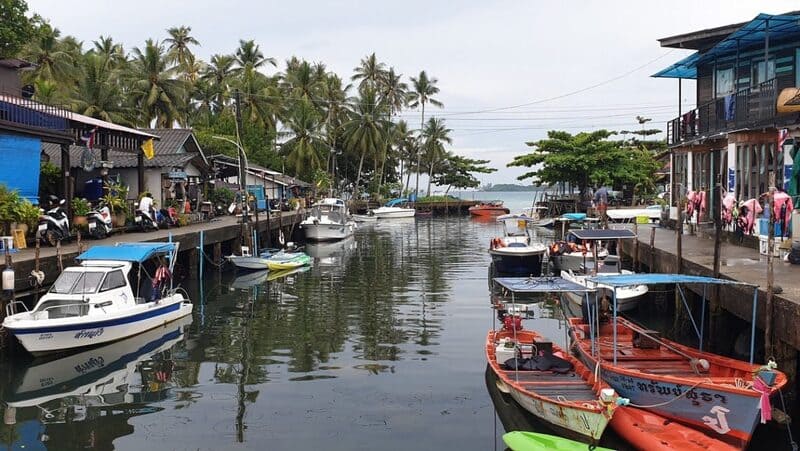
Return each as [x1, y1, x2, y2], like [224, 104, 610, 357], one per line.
[611, 406, 738, 451]
[469, 200, 510, 217]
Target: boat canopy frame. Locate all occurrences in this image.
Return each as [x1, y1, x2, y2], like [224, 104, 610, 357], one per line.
[586, 273, 760, 364]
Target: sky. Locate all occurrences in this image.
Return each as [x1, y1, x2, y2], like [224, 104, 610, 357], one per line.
[24, 0, 800, 187]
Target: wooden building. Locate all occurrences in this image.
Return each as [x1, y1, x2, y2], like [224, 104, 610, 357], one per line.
[654, 11, 800, 224]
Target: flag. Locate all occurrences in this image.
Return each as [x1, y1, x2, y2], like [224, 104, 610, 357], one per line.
[141, 138, 155, 160]
[778, 128, 789, 150]
[81, 127, 98, 149]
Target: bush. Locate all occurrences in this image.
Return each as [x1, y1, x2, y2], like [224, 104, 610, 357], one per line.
[71, 197, 91, 216]
[209, 186, 235, 206]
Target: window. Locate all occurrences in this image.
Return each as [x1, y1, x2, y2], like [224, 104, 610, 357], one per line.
[51, 272, 81, 294]
[752, 59, 775, 87]
[72, 272, 105, 294]
[715, 67, 734, 97]
[101, 270, 127, 292]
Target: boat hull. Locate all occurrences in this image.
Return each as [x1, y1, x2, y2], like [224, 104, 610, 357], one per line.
[301, 222, 355, 241]
[561, 271, 647, 313]
[550, 250, 609, 273]
[503, 431, 614, 451]
[373, 208, 416, 219]
[610, 405, 738, 451]
[469, 207, 510, 217]
[568, 317, 783, 449]
[228, 256, 271, 270]
[490, 250, 543, 276]
[6, 297, 193, 355]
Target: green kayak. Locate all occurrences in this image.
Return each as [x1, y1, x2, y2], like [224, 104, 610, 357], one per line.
[502, 431, 614, 451]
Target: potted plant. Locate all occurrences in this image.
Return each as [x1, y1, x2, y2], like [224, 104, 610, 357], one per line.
[103, 181, 130, 227]
[71, 198, 91, 226]
[17, 200, 41, 237]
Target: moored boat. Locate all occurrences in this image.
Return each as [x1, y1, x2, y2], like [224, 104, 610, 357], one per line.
[469, 200, 510, 217]
[568, 273, 788, 449]
[549, 229, 616, 273]
[372, 205, 416, 219]
[489, 214, 546, 276]
[266, 250, 312, 271]
[3, 242, 193, 355]
[300, 198, 356, 241]
[502, 431, 614, 451]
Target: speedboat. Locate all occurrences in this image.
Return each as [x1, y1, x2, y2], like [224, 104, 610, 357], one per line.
[488, 214, 546, 276]
[371, 198, 416, 219]
[227, 245, 274, 270]
[3, 242, 192, 355]
[469, 200, 510, 217]
[300, 198, 356, 241]
[560, 255, 648, 312]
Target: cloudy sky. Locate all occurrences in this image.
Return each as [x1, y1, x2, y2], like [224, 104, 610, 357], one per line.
[25, 0, 800, 186]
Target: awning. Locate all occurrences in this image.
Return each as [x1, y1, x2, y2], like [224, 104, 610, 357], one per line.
[586, 273, 756, 287]
[652, 12, 800, 80]
[569, 229, 637, 240]
[77, 242, 177, 262]
[493, 277, 595, 293]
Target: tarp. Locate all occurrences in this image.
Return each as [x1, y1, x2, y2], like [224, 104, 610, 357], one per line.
[569, 229, 637, 240]
[0, 134, 41, 204]
[493, 277, 595, 293]
[586, 273, 755, 288]
[77, 242, 177, 262]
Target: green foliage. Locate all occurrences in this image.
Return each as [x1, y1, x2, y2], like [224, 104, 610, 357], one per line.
[0, 0, 33, 58]
[71, 197, 91, 215]
[209, 186, 235, 206]
[509, 130, 660, 196]
[0, 184, 40, 230]
[416, 195, 461, 203]
[39, 161, 61, 198]
[432, 154, 496, 191]
[102, 181, 130, 215]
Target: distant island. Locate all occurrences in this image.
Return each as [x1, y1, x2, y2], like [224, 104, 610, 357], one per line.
[480, 183, 542, 192]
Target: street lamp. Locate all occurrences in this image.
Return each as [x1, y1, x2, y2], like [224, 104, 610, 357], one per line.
[212, 135, 250, 222]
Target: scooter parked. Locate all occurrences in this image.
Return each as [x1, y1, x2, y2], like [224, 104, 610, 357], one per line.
[134, 205, 158, 231]
[87, 201, 113, 239]
[37, 196, 70, 246]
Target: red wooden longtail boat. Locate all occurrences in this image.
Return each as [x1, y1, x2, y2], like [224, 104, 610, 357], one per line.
[469, 200, 510, 217]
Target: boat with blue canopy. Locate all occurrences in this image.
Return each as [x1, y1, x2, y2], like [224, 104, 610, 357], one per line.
[489, 214, 547, 276]
[567, 273, 787, 449]
[3, 242, 193, 355]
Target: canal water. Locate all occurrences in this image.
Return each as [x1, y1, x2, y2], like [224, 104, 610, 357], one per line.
[0, 195, 791, 450]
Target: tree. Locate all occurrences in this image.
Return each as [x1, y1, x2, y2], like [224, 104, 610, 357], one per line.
[165, 25, 200, 70]
[234, 39, 276, 80]
[421, 117, 451, 196]
[20, 22, 76, 84]
[509, 129, 660, 198]
[408, 70, 443, 196]
[0, 0, 33, 59]
[341, 87, 390, 199]
[128, 39, 188, 127]
[351, 53, 386, 91]
[282, 99, 326, 179]
[432, 154, 496, 193]
[71, 52, 132, 125]
[202, 53, 236, 112]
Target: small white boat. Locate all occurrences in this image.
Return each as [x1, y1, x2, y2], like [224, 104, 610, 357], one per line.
[372, 205, 416, 219]
[3, 242, 192, 355]
[300, 198, 356, 241]
[560, 256, 648, 312]
[352, 214, 377, 223]
[227, 247, 273, 270]
[489, 214, 547, 276]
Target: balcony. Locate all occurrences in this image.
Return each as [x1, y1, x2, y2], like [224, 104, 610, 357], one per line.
[0, 94, 70, 132]
[667, 78, 781, 146]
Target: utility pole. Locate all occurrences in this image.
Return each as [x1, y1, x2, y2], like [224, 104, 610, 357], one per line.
[234, 89, 249, 224]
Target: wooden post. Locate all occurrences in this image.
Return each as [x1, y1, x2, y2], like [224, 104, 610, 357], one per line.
[60, 143, 72, 217]
[137, 150, 145, 196]
[649, 227, 656, 271]
[213, 242, 222, 265]
[677, 198, 683, 274]
[633, 221, 639, 272]
[766, 179, 776, 356]
[710, 159, 724, 353]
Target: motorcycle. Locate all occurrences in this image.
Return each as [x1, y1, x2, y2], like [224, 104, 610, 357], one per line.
[156, 207, 180, 228]
[37, 197, 70, 246]
[134, 202, 158, 231]
[87, 201, 113, 239]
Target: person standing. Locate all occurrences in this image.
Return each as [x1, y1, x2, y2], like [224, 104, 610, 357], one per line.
[594, 186, 609, 228]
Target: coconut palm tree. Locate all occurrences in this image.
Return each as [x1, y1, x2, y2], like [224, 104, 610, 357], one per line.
[341, 87, 391, 199]
[351, 53, 386, 91]
[165, 25, 200, 69]
[20, 24, 76, 85]
[319, 73, 349, 180]
[190, 78, 217, 126]
[202, 54, 236, 112]
[282, 99, 326, 178]
[408, 70, 444, 197]
[379, 67, 408, 116]
[421, 117, 451, 196]
[234, 39, 276, 80]
[128, 39, 188, 127]
[71, 52, 132, 125]
[390, 120, 415, 193]
[91, 35, 126, 69]
[282, 59, 321, 102]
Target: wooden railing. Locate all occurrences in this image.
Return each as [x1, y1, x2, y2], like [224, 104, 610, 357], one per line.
[667, 78, 778, 145]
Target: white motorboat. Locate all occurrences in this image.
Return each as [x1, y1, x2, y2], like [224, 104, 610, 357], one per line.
[3, 242, 193, 355]
[488, 214, 547, 276]
[352, 213, 377, 223]
[560, 255, 648, 312]
[300, 198, 356, 241]
[227, 245, 273, 270]
[372, 205, 416, 219]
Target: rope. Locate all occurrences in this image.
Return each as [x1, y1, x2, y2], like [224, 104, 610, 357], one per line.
[779, 387, 799, 451]
[199, 249, 226, 268]
[624, 379, 707, 409]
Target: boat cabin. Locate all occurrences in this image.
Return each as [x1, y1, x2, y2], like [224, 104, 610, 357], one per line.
[497, 214, 535, 244]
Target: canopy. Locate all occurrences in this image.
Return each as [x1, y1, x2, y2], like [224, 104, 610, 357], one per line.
[77, 242, 177, 262]
[385, 198, 409, 207]
[586, 273, 756, 288]
[493, 277, 595, 293]
[569, 229, 637, 240]
[653, 12, 800, 80]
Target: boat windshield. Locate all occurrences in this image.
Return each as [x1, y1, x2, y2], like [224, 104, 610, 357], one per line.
[502, 218, 529, 237]
[50, 271, 105, 294]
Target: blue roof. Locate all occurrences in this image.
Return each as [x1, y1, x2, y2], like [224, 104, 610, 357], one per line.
[653, 12, 800, 80]
[494, 277, 595, 293]
[385, 198, 409, 207]
[77, 242, 177, 262]
[587, 273, 756, 288]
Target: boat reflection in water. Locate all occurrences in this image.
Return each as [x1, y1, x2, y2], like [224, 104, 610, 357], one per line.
[305, 235, 356, 266]
[2, 316, 192, 449]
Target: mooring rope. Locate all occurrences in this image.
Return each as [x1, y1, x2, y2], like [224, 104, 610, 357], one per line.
[779, 388, 799, 451]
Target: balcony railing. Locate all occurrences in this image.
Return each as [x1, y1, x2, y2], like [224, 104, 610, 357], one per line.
[0, 95, 70, 132]
[667, 78, 778, 146]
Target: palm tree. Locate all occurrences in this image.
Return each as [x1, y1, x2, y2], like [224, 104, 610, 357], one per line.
[91, 35, 126, 68]
[202, 54, 236, 111]
[282, 59, 321, 102]
[128, 39, 188, 127]
[407, 70, 443, 197]
[282, 100, 326, 179]
[319, 73, 350, 181]
[21, 24, 76, 84]
[71, 52, 132, 125]
[421, 117, 451, 196]
[390, 120, 415, 194]
[165, 25, 200, 69]
[341, 87, 390, 199]
[379, 68, 408, 116]
[351, 53, 386, 91]
[190, 78, 217, 126]
[234, 39, 276, 80]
